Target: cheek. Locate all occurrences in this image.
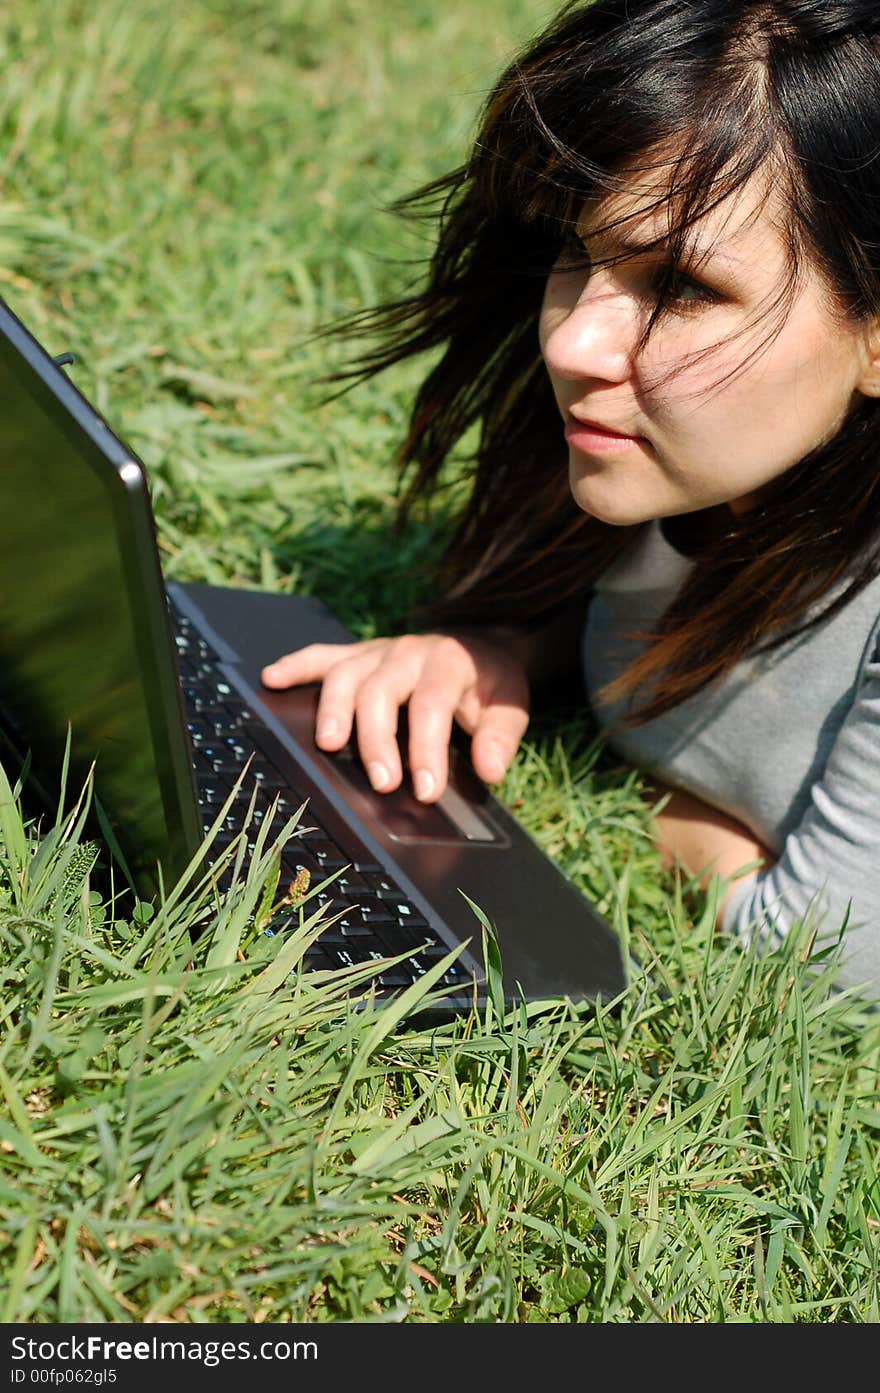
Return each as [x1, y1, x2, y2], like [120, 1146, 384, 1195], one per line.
[627, 312, 737, 405]
[538, 275, 569, 356]
[649, 328, 859, 489]
[634, 342, 748, 439]
[725, 323, 857, 445]
[641, 322, 823, 439]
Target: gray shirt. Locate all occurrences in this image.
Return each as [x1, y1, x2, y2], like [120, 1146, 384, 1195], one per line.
[582, 520, 880, 999]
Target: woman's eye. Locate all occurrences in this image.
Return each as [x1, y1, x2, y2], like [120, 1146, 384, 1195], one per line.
[552, 237, 720, 312]
[655, 266, 718, 310]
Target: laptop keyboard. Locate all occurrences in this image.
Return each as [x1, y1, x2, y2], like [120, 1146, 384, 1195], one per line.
[169, 599, 468, 998]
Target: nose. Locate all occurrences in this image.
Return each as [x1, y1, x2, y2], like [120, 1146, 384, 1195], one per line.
[541, 268, 636, 385]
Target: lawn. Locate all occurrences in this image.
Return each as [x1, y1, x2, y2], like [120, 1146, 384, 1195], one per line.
[0, 0, 878, 1322]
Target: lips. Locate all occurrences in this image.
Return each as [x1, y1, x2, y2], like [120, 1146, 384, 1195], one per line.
[567, 413, 641, 440]
[563, 412, 645, 455]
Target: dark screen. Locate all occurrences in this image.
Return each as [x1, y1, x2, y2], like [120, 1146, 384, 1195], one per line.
[0, 319, 194, 891]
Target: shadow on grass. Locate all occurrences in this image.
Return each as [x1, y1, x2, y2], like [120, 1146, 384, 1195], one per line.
[262, 498, 454, 637]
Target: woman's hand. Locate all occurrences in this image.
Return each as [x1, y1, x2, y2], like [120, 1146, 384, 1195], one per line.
[260, 632, 531, 803]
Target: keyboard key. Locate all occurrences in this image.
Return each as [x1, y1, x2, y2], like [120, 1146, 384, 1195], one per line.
[330, 904, 384, 933]
[197, 785, 227, 808]
[221, 737, 251, 759]
[184, 686, 210, 713]
[390, 902, 428, 926]
[321, 943, 368, 971]
[252, 771, 298, 799]
[376, 965, 416, 989]
[356, 902, 394, 926]
[363, 872, 404, 896]
[270, 793, 308, 818]
[408, 939, 451, 962]
[282, 851, 322, 880]
[311, 890, 354, 915]
[193, 660, 222, 682]
[228, 701, 258, 723]
[330, 872, 366, 898]
[210, 716, 245, 740]
[374, 921, 437, 954]
[301, 837, 348, 868]
[209, 756, 249, 778]
[338, 919, 375, 939]
[300, 944, 335, 971]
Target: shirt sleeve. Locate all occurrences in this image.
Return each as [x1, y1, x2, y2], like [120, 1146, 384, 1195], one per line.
[721, 628, 880, 1001]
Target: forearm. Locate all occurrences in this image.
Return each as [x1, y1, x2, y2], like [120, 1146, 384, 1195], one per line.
[646, 779, 774, 919]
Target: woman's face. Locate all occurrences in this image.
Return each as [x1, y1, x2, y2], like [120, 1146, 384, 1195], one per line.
[539, 166, 877, 524]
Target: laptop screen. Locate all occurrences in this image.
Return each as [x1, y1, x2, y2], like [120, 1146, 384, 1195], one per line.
[0, 302, 199, 892]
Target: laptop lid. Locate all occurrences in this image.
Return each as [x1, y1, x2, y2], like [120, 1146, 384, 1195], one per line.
[0, 297, 201, 892]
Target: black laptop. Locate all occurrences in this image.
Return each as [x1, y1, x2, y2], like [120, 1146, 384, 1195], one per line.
[0, 296, 626, 1014]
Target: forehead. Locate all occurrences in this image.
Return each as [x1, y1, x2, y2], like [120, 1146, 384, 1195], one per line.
[577, 159, 785, 266]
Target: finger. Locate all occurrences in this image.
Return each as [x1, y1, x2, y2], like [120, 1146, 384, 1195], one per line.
[452, 683, 484, 735]
[311, 645, 392, 750]
[405, 642, 480, 801]
[261, 642, 388, 754]
[470, 705, 530, 782]
[353, 644, 429, 791]
[469, 675, 530, 784]
[260, 642, 370, 689]
[406, 688, 458, 802]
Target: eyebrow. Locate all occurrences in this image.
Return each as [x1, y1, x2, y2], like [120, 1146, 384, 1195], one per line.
[613, 235, 743, 269]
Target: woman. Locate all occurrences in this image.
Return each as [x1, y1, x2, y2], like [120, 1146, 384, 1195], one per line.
[263, 0, 880, 998]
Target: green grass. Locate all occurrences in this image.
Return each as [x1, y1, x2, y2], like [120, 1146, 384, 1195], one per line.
[0, 0, 878, 1323]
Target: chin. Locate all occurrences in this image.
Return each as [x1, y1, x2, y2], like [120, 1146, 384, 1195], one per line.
[568, 483, 656, 527]
[567, 457, 658, 527]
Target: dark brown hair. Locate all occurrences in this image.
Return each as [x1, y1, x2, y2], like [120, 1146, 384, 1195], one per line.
[330, 0, 880, 724]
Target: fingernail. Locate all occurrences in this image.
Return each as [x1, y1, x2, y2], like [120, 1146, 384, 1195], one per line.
[484, 750, 506, 782]
[367, 761, 390, 791]
[262, 663, 280, 680]
[316, 717, 338, 742]
[413, 769, 435, 801]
